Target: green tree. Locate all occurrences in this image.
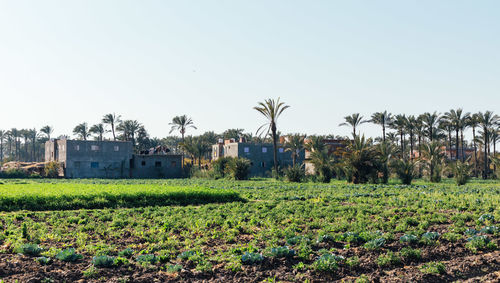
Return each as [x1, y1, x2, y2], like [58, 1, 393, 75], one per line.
[40, 125, 54, 140]
[467, 114, 480, 176]
[476, 111, 499, 179]
[285, 134, 305, 166]
[339, 113, 367, 138]
[420, 112, 441, 142]
[254, 97, 290, 177]
[73, 123, 90, 141]
[370, 111, 392, 142]
[117, 120, 141, 147]
[420, 141, 445, 182]
[169, 115, 196, 142]
[444, 109, 470, 161]
[102, 113, 122, 141]
[90, 123, 106, 141]
[342, 135, 380, 184]
[390, 114, 407, 155]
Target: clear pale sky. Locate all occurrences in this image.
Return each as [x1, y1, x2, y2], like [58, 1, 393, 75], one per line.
[1, 1, 499, 139]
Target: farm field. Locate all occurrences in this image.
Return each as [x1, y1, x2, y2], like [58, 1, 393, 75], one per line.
[0, 179, 499, 282]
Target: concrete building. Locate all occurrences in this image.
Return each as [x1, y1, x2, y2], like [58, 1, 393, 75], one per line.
[304, 139, 347, 174]
[212, 138, 305, 177]
[45, 139, 182, 179]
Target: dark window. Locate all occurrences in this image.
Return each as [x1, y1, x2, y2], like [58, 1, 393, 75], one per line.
[171, 161, 177, 167]
[90, 162, 99, 168]
[155, 161, 162, 168]
[261, 162, 266, 168]
[141, 161, 146, 166]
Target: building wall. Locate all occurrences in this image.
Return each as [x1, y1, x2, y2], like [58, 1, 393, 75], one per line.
[223, 142, 305, 177]
[59, 140, 133, 178]
[131, 154, 183, 178]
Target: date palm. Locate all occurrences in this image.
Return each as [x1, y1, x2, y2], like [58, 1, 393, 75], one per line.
[370, 111, 392, 142]
[420, 141, 445, 182]
[40, 125, 54, 140]
[73, 123, 90, 141]
[476, 111, 499, 179]
[254, 97, 290, 176]
[444, 109, 470, 161]
[169, 115, 197, 142]
[102, 113, 121, 141]
[339, 113, 367, 138]
[90, 123, 106, 141]
[406, 115, 417, 160]
[467, 114, 480, 176]
[390, 114, 407, 155]
[439, 119, 454, 159]
[0, 130, 5, 161]
[117, 120, 141, 147]
[285, 134, 305, 166]
[420, 112, 441, 142]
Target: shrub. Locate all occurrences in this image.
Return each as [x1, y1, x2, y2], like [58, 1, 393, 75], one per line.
[450, 160, 471, 186]
[392, 159, 416, 185]
[17, 244, 43, 257]
[0, 168, 28, 178]
[420, 261, 446, 275]
[421, 232, 440, 245]
[118, 248, 134, 258]
[466, 235, 496, 252]
[313, 254, 344, 272]
[211, 157, 232, 179]
[44, 162, 61, 178]
[92, 255, 115, 267]
[56, 248, 83, 262]
[284, 165, 305, 183]
[227, 158, 251, 180]
[241, 252, 264, 265]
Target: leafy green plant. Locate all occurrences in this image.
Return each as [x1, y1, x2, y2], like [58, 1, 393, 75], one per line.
[364, 238, 385, 250]
[227, 158, 251, 180]
[480, 226, 498, 234]
[421, 232, 440, 245]
[376, 251, 401, 267]
[178, 250, 197, 260]
[400, 247, 421, 262]
[420, 261, 446, 275]
[269, 246, 295, 258]
[92, 255, 115, 267]
[241, 252, 264, 265]
[56, 248, 83, 262]
[17, 243, 43, 257]
[450, 160, 471, 185]
[466, 235, 496, 252]
[478, 214, 494, 223]
[136, 254, 158, 264]
[36, 256, 52, 265]
[118, 248, 134, 258]
[399, 234, 418, 244]
[313, 254, 344, 272]
[166, 264, 183, 273]
[284, 165, 305, 183]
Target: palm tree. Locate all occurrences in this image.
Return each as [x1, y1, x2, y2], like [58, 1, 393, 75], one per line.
[40, 126, 54, 140]
[444, 109, 470, 161]
[420, 141, 445, 182]
[21, 129, 31, 161]
[102, 113, 121, 141]
[339, 113, 367, 137]
[420, 112, 441, 141]
[117, 120, 142, 147]
[169, 115, 197, 142]
[285, 134, 305, 166]
[28, 128, 38, 161]
[467, 114, 480, 176]
[390, 114, 407, 155]
[406, 115, 417, 160]
[73, 123, 90, 140]
[10, 128, 20, 160]
[90, 123, 106, 141]
[254, 98, 290, 176]
[439, 119, 454, 159]
[370, 111, 392, 142]
[376, 141, 395, 184]
[476, 111, 499, 179]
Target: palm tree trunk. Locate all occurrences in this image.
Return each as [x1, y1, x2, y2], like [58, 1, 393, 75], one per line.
[410, 132, 414, 161]
[484, 131, 488, 179]
[472, 126, 478, 177]
[382, 124, 386, 142]
[272, 123, 278, 177]
[112, 123, 116, 141]
[455, 129, 459, 161]
[460, 129, 465, 162]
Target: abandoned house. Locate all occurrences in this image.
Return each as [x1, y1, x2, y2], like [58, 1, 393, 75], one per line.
[212, 137, 305, 177]
[45, 139, 183, 178]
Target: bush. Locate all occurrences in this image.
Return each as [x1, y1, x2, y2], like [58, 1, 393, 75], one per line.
[56, 248, 83, 262]
[269, 246, 295, 258]
[227, 158, 251, 180]
[44, 162, 61, 178]
[400, 247, 421, 262]
[364, 238, 385, 250]
[211, 157, 232, 179]
[284, 164, 305, 183]
[451, 160, 471, 186]
[0, 168, 28, 178]
[466, 235, 496, 252]
[420, 261, 446, 275]
[376, 251, 401, 267]
[313, 254, 344, 272]
[400, 234, 418, 244]
[392, 159, 416, 185]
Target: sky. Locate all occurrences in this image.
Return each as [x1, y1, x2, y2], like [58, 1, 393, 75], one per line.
[0, 1, 499, 140]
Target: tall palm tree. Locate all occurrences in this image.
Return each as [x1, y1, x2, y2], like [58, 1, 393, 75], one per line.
[439, 119, 454, 159]
[444, 109, 470, 161]
[28, 128, 38, 161]
[390, 114, 407, 155]
[40, 125, 54, 140]
[169, 115, 197, 142]
[6, 130, 13, 159]
[285, 134, 305, 166]
[102, 113, 121, 141]
[73, 123, 90, 141]
[370, 111, 392, 142]
[477, 111, 499, 179]
[21, 129, 31, 161]
[339, 113, 367, 137]
[10, 128, 20, 160]
[406, 115, 417, 160]
[90, 123, 106, 141]
[420, 141, 445, 182]
[420, 112, 441, 142]
[467, 114, 480, 176]
[254, 98, 290, 176]
[117, 120, 142, 147]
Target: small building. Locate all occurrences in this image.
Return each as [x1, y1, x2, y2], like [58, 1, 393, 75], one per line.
[304, 139, 347, 174]
[212, 138, 305, 177]
[45, 139, 182, 179]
